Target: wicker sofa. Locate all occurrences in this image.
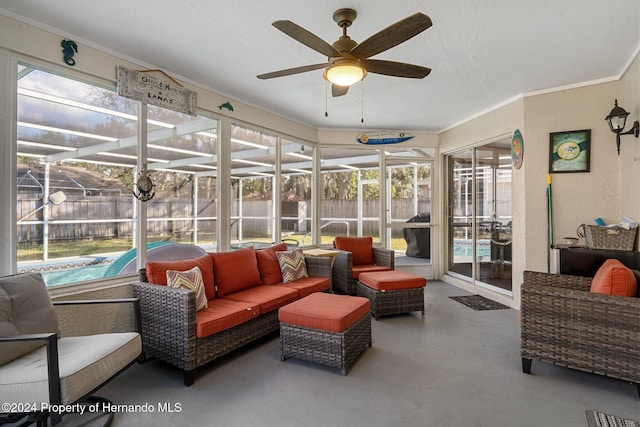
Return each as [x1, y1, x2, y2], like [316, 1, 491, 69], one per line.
[332, 236, 395, 295]
[520, 270, 640, 387]
[133, 243, 331, 386]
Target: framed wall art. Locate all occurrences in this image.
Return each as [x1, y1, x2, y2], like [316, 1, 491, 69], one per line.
[549, 129, 591, 173]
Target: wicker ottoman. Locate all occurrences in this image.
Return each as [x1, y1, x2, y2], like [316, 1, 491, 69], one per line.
[357, 270, 426, 320]
[278, 293, 371, 375]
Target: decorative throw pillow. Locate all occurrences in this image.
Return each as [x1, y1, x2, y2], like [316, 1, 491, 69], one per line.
[590, 259, 637, 297]
[146, 254, 215, 300]
[276, 249, 309, 284]
[256, 242, 288, 285]
[166, 266, 208, 311]
[209, 247, 261, 297]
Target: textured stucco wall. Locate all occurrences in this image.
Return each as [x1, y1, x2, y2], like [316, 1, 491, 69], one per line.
[619, 53, 640, 238]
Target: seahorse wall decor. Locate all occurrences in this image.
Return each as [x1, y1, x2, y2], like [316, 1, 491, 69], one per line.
[61, 39, 78, 66]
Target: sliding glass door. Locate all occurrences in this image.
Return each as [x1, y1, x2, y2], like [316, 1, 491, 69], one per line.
[447, 140, 512, 292]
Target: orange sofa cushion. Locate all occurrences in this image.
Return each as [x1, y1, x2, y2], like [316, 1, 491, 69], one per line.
[278, 293, 370, 333]
[351, 264, 391, 279]
[256, 243, 288, 285]
[359, 270, 426, 291]
[146, 254, 216, 300]
[335, 236, 374, 266]
[275, 276, 331, 298]
[195, 299, 259, 338]
[210, 247, 261, 297]
[591, 259, 637, 297]
[224, 284, 299, 314]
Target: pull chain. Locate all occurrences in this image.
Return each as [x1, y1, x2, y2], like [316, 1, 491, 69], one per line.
[361, 80, 364, 123]
[325, 82, 329, 117]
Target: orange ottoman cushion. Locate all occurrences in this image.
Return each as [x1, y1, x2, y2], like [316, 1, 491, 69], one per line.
[278, 293, 370, 333]
[359, 271, 426, 291]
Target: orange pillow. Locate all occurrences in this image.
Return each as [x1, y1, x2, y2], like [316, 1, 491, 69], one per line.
[146, 254, 215, 300]
[590, 259, 637, 297]
[256, 243, 288, 285]
[334, 236, 374, 265]
[210, 247, 261, 297]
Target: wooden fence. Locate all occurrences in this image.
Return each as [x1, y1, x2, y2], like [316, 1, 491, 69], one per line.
[17, 196, 430, 243]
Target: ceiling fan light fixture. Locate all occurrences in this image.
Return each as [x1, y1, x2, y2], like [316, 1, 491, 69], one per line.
[323, 60, 366, 86]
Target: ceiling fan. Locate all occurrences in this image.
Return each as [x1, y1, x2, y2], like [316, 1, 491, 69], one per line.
[257, 8, 433, 97]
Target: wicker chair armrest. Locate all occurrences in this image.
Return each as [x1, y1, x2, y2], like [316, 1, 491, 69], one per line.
[132, 282, 197, 366]
[373, 247, 395, 269]
[304, 256, 332, 278]
[332, 250, 353, 291]
[523, 270, 592, 292]
[521, 277, 640, 327]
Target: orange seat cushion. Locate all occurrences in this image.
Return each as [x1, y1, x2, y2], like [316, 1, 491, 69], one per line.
[590, 259, 637, 297]
[195, 299, 259, 338]
[278, 293, 370, 333]
[146, 254, 216, 300]
[275, 277, 331, 298]
[351, 264, 391, 279]
[256, 243, 288, 285]
[224, 284, 299, 314]
[335, 236, 374, 265]
[359, 270, 426, 291]
[210, 247, 261, 297]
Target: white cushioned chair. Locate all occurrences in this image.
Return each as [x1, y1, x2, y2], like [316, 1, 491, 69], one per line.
[0, 273, 142, 426]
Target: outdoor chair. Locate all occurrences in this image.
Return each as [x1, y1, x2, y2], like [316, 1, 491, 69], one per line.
[0, 272, 142, 426]
[332, 236, 394, 295]
[521, 270, 640, 391]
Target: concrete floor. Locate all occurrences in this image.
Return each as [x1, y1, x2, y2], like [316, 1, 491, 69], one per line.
[63, 281, 640, 426]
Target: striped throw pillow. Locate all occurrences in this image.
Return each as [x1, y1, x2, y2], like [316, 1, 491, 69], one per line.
[166, 266, 208, 311]
[276, 249, 309, 284]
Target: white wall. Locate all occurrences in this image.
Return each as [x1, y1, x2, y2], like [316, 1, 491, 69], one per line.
[619, 52, 640, 224]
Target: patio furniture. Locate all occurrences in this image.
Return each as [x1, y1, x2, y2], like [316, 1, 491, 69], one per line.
[332, 236, 394, 295]
[520, 270, 640, 388]
[134, 244, 332, 385]
[278, 292, 371, 375]
[0, 272, 142, 426]
[357, 270, 426, 320]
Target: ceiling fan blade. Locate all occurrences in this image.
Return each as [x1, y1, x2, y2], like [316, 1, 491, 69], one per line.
[273, 20, 342, 58]
[362, 59, 431, 79]
[257, 63, 329, 80]
[332, 84, 349, 97]
[350, 13, 433, 59]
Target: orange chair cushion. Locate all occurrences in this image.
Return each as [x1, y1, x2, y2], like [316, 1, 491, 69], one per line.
[256, 243, 288, 285]
[275, 276, 331, 298]
[278, 293, 370, 333]
[351, 264, 391, 279]
[334, 236, 374, 265]
[146, 254, 216, 300]
[195, 299, 259, 338]
[224, 284, 299, 314]
[210, 247, 261, 297]
[359, 270, 426, 291]
[590, 259, 637, 297]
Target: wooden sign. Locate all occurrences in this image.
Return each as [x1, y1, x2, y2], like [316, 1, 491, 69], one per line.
[117, 66, 197, 116]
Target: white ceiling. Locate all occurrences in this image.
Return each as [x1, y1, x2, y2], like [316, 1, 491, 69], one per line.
[1, 0, 639, 133]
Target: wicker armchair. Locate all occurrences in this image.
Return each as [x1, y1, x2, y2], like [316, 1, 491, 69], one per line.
[520, 270, 640, 387]
[332, 237, 394, 295]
